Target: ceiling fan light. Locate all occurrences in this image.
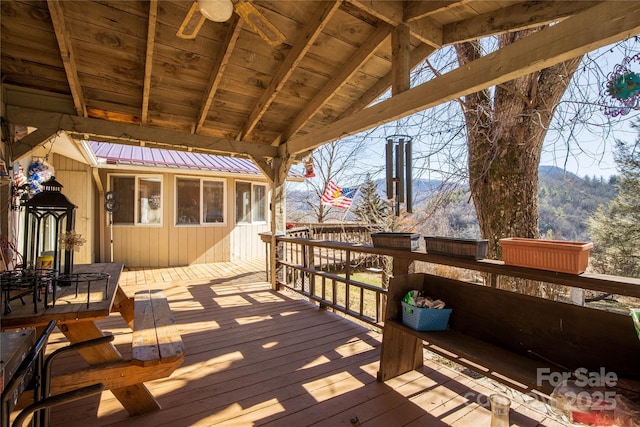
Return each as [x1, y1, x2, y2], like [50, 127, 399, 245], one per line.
[199, 0, 234, 22]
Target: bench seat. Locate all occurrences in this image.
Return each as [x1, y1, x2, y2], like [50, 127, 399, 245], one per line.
[133, 289, 184, 367]
[378, 273, 640, 398]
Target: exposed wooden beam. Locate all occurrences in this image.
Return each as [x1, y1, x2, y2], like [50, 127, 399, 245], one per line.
[337, 43, 435, 120]
[283, 1, 640, 157]
[237, 1, 342, 141]
[250, 156, 275, 183]
[443, 1, 601, 45]
[276, 23, 392, 145]
[10, 128, 58, 160]
[141, 0, 158, 124]
[392, 23, 411, 95]
[46, 0, 87, 117]
[196, 15, 243, 134]
[6, 106, 278, 159]
[348, 0, 442, 48]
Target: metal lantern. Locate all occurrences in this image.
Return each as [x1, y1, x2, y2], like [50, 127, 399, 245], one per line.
[22, 177, 77, 275]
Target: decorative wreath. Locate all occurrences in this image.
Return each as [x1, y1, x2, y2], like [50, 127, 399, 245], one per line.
[602, 53, 640, 117]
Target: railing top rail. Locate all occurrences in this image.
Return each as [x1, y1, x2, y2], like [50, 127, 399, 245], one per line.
[276, 236, 640, 298]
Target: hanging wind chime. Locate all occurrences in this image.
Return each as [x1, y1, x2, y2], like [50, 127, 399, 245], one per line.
[602, 53, 640, 117]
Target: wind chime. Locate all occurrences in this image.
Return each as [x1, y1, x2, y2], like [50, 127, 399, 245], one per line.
[602, 53, 640, 117]
[385, 135, 413, 216]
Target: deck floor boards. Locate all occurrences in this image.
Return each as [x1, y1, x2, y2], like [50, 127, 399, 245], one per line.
[37, 259, 568, 426]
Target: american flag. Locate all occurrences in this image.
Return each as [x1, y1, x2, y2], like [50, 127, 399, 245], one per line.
[321, 181, 357, 209]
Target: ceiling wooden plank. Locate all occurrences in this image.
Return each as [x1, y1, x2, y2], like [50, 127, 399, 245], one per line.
[283, 1, 640, 157]
[141, 0, 158, 124]
[10, 128, 58, 160]
[403, 1, 467, 22]
[196, 15, 243, 134]
[348, 0, 442, 48]
[276, 23, 392, 145]
[337, 43, 435, 120]
[237, 0, 342, 141]
[443, 1, 602, 45]
[46, 0, 87, 117]
[7, 106, 278, 159]
[348, 0, 403, 23]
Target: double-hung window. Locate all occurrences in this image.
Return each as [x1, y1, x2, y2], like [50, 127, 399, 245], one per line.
[176, 177, 225, 225]
[235, 181, 266, 224]
[109, 175, 162, 225]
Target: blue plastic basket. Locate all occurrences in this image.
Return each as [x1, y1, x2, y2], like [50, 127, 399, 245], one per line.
[401, 301, 452, 331]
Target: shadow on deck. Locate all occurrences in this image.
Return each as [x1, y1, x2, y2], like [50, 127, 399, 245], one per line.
[44, 260, 567, 426]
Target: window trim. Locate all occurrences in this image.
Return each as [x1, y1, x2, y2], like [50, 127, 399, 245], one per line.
[235, 180, 267, 225]
[107, 173, 164, 227]
[174, 176, 227, 226]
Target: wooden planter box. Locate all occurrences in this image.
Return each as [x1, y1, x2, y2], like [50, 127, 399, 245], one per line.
[499, 238, 593, 274]
[371, 232, 420, 251]
[424, 236, 488, 259]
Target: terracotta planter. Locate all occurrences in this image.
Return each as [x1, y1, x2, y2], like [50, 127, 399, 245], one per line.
[499, 238, 593, 274]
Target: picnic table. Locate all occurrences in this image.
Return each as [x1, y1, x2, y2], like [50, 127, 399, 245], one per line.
[1, 263, 184, 417]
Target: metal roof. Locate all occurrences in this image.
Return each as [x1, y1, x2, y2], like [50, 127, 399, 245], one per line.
[89, 142, 260, 175]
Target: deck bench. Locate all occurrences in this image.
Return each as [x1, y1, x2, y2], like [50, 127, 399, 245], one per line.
[378, 273, 640, 398]
[132, 289, 184, 367]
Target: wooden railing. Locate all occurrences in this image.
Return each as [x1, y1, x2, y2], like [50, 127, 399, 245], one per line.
[271, 236, 640, 328]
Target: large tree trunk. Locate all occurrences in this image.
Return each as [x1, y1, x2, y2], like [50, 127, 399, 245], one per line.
[455, 31, 582, 261]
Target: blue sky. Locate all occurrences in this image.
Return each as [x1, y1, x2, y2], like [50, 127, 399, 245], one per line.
[297, 38, 640, 185]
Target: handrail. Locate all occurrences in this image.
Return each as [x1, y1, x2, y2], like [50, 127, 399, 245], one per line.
[276, 236, 640, 298]
[272, 237, 640, 327]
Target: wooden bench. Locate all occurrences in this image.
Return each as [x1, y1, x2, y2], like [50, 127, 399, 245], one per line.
[132, 289, 185, 367]
[49, 289, 184, 398]
[378, 273, 640, 397]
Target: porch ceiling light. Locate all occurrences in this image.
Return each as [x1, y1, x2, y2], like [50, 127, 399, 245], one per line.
[199, 0, 234, 22]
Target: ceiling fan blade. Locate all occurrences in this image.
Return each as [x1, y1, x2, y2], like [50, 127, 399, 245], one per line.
[176, 2, 207, 40]
[234, 1, 285, 47]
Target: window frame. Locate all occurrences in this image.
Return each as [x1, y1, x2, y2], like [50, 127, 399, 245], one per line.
[108, 173, 164, 227]
[235, 180, 267, 225]
[174, 176, 226, 226]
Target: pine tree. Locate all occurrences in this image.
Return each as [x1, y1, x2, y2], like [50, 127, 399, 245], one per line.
[354, 175, 390, 228]
[587, 126, 640, 277]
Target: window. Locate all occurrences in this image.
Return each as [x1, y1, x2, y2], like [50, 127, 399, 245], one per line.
[235, 181, 266, 224]
[176, 177, 225, 225]
[109, 175, 162, 225]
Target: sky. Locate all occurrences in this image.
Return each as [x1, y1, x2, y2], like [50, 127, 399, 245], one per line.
[295, 38, 640, 186]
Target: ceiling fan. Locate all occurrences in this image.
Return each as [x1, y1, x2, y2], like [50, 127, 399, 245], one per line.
[177, 0, 286, 47]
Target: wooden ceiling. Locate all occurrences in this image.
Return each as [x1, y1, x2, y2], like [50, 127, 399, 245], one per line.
[2, 1, 640, 177]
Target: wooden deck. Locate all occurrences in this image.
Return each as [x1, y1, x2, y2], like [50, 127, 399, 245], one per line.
[41, 259, 569, 426]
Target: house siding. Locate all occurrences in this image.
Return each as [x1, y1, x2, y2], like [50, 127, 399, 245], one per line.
[91, 166, 268, 268]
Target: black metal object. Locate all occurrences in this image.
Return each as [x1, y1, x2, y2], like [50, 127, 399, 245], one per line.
[1, 324, 111, 427]
[0, 270, 57, 315]
[22, 177, 77, 276]
[1, 321, 56, 427]
[385, 135, 413, 215]
[52, 272, 110, 308]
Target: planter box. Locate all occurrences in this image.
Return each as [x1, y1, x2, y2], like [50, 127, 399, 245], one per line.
[371, 232, 420, 251]
[424, 236, 488, 260]
[499, 238, 593, 274]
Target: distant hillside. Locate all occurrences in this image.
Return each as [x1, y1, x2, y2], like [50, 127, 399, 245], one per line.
[286, 166, 616, 241]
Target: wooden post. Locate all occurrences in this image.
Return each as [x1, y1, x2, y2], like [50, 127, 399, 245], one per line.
[391, 23, 410, 96]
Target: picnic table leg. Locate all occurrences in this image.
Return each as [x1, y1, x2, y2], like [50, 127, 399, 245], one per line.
[57, 320, 162, 415]
[112, 286, 135, 328]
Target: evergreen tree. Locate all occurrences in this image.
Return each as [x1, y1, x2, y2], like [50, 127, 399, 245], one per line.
[354, 175, 390, 228]
[587, 125, 640, 277]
